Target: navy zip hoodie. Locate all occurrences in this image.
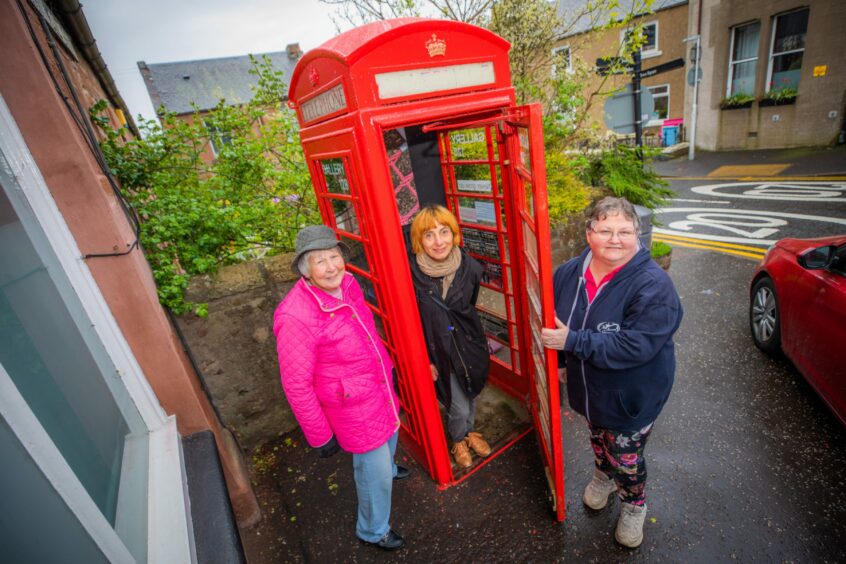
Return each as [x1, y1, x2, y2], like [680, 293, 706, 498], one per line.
[553, 245, 683, 431]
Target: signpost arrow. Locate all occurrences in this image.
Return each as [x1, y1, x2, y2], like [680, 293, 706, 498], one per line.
[595, 56, 634, 76]
[638, 57, 685, 80]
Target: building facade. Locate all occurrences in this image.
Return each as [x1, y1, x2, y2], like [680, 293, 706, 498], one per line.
[0, 0, 256, 560]
[687, 0, 846, 150]
[555, 0, 689, 144]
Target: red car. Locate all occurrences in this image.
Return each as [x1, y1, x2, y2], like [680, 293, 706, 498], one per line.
[749, 235, 846, 426]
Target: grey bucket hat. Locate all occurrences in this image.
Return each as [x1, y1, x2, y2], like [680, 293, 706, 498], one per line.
[291, 225, 349, 275]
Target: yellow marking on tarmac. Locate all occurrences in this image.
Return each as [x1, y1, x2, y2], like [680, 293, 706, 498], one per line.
[707, 164, 791, 177]
[662, 176, 846, 181]
[655, 233, 766, 253]
[654, 235, 767, 261]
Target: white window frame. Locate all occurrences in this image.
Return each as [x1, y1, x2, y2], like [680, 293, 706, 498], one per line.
[552, 44, 573, 75]
[766, 8, 808, 93]
[0, 94, 196, 563]
[621, 21, 661, 60]
[646, 84, 670, 126]
[726, 21, 760, 97]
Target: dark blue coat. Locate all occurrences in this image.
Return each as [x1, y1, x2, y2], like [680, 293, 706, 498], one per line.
[553, 246, 683, 431]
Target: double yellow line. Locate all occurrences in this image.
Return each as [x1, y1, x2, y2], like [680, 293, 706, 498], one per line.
[654, 233, 768, 261]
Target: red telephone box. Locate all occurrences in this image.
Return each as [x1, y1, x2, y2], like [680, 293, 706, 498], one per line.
[288, 18, 565, 520]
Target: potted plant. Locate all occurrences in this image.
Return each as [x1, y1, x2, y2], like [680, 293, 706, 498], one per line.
[652, 240, 672, 270]
[719, 92, 755, 110]
[760, 86, 798, 107]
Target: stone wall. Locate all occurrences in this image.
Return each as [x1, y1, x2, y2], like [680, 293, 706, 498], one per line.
[176, 253, 300, 450]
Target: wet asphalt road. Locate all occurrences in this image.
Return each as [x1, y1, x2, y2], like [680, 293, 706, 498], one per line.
[242, 244, 846, 563]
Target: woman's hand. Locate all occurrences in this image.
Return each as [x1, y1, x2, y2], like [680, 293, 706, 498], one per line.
[317, 436, 340, 458]
[541, 317, 569, 350]
[430, 363, 439, 381]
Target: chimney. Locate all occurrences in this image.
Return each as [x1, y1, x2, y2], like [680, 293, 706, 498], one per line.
[286, 43, 302, 60]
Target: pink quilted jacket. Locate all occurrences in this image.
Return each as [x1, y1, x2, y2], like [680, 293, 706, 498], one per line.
[273, 273, 399, 454]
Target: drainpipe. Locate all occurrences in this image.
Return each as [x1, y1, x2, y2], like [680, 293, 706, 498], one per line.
[54, 0, 140, 136]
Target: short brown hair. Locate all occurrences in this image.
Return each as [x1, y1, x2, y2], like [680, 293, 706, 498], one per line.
[410, 205, 461, 255]
[586, 196, 640, 233]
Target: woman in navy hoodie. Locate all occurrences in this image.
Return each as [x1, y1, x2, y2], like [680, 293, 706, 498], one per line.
[542, 197, 682, 548]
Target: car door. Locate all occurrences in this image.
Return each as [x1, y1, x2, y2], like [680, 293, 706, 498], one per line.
[797, 244, 846, 424]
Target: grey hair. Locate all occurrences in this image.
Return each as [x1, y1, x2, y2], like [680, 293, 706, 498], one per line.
[586, 196, 640, 233]
[296, 246, 344, 278]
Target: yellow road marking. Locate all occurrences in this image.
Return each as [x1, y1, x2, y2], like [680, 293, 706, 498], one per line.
[654, 235, 766, 261]
[662, 176, 846, 181]
[707, 164, 791, 177]
[654, 233, 766, 253]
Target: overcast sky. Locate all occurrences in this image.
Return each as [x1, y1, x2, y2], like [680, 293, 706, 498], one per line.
[84, 0, 340, 124]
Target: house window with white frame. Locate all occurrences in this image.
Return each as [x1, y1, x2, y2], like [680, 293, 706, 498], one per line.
[646, 84, 669, 125]
[727, 21, 760, 96]
[622, 21, 659, 58]
[552, 45, 572, 75]
[204, 120, 231, 157]
[767, 8, 809, 93]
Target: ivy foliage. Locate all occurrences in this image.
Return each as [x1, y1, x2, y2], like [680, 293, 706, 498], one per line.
[92, 56, 318, 315]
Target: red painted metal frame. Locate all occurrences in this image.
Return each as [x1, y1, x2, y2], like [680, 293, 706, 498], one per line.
[503, 104, 565, 520]
[288, 20, 564, 517]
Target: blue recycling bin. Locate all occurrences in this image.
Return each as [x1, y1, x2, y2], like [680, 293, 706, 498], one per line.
[662, 125, 679, 146]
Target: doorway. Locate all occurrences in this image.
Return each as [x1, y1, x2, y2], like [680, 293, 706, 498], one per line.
[382, 122, 532, 477]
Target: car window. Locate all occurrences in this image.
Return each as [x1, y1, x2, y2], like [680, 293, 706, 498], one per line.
[831, 245, 846, 276]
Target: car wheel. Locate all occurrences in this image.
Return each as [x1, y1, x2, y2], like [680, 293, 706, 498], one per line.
[750, 277, 781, 355]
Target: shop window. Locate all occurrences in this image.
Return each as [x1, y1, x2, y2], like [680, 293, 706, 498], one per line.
[727, 22, 760, 96]
[767, 9, 809, 93]
[646, 84, 669, 125]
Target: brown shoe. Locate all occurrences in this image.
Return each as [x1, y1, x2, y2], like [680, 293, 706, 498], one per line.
[466, 432, 491, 457]
[451, 439, 472, 468]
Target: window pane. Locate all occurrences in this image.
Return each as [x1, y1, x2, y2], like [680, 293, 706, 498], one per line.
[449, 128, 489, 160]
[330, 197, 360, 234]
[652, 95, 668, 120]
[771, 52, 804, 90]
[732, 22, 760, 61]
[730, 60, 757, 95]
[340, 235, 369, 273]
[383, 129, 420, 225]
[320, 159, 350, 194]
[0, 189, 131, 526]
[643, 24, 657, 50]
[774, 10, 809, 53]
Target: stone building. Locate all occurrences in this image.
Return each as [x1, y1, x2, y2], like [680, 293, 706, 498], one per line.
[686, 0, 846, 150]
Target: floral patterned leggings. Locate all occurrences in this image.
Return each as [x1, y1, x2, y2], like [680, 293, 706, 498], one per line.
[588, 422, 654, 506]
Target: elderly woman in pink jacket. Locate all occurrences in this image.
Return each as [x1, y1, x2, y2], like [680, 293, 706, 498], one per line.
[274, 225, 407, 551]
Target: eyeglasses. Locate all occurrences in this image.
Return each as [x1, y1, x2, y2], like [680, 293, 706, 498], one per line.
[590, 228, 637, 241]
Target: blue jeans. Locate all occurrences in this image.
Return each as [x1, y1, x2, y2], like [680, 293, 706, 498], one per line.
[352, 430, 399, 542]
[448, 374, 476, 442]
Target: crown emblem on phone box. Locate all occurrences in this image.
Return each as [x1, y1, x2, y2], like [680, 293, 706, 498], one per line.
[426, 34, 446, 57]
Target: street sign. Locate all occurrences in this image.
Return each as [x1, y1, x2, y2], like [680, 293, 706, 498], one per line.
[603, 84, 655, 135]
[596, 56, 634, 76]
[687, 67, 703, 86]
[638, 58, 685, 80]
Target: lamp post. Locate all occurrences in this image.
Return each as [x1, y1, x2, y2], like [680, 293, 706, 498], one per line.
[683, 34, 700, 161]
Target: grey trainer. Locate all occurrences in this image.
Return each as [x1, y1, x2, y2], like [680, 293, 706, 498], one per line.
[582, 468, 617, 510]
[615, 502, 647, 548]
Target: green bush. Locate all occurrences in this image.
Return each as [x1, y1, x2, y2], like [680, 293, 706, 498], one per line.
[582, 145, 672, 209]
[92, 56, 317, 315]
[545, 151, 591, 223]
